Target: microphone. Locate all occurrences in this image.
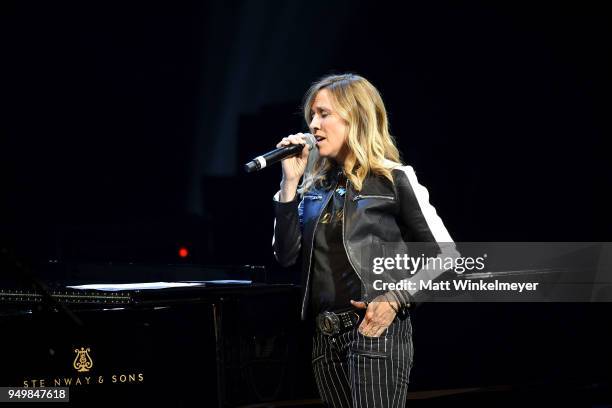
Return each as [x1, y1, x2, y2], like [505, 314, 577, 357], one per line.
[244, 133, 316, 173]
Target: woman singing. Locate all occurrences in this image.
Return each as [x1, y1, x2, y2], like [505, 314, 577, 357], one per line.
[272, 73, 456, 407]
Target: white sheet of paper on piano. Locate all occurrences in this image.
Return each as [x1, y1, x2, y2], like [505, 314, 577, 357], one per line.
[66, 281, 251, 291]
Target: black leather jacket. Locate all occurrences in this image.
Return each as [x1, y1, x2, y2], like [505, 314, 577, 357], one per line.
[273, 164, 458, 320]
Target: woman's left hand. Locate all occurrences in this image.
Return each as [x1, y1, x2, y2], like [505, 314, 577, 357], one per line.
[351, 295, 398, 337]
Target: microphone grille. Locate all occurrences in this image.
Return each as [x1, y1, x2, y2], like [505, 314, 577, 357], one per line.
[303, 133, 316, 150]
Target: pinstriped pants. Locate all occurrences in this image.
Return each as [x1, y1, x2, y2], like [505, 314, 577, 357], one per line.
[311, 316, 414, 408]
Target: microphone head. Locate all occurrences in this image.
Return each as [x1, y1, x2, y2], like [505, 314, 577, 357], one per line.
[303, 133, 316, 150]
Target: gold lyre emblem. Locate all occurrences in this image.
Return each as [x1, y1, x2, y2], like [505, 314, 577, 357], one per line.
[73, 347, 93, 372]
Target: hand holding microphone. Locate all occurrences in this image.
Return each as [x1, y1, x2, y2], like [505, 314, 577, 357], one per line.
[244, 133, 317, 203]
[243, 133, 315, 203]
[277, 133, 314, 183]
[244, 133, 315, 180]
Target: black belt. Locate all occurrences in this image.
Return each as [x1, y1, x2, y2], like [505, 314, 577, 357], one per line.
[316, 309, 363, 336]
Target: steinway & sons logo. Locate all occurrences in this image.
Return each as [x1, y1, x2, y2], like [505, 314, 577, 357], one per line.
[73, 347, 93, 372]
[21, 346, 144, 388]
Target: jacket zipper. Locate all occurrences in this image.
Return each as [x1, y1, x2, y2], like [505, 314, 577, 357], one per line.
[352, 194, 395, 202]
[301, 184, 336, 319]
[342, 179, 367, 301]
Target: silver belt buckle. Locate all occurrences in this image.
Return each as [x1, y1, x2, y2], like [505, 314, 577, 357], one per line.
[317, 311, 340, 336]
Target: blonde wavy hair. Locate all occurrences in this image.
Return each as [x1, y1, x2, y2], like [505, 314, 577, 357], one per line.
[301, 73, 402, 192]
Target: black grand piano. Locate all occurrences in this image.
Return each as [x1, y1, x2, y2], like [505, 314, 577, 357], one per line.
[0, 260, 318, 407]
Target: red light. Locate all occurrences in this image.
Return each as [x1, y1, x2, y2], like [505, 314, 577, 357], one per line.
[178, 247, 189, 258]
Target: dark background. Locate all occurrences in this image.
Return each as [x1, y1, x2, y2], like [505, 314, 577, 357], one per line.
[2, 0, 611, 401]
